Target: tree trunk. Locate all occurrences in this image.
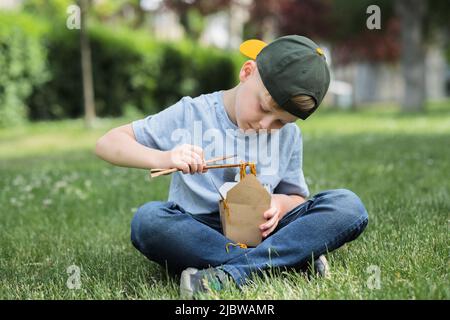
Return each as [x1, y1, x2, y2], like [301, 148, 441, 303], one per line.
[80, 0, 96, 128]
[396, 0, 427, 112]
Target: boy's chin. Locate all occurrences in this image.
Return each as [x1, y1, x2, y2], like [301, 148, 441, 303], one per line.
[238, 122, 254, 131]
[238, 125, 265, 136]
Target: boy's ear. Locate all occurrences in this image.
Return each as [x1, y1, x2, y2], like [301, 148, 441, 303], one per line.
[239, 60, 257, 82]
[240, 39, 267, 60]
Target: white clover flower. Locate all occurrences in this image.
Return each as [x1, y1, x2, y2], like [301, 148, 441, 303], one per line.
[84, 180, 92, 188]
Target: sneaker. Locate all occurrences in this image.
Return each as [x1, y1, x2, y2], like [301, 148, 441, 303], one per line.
[312, 255, 330, 278]
[180, 267, 230, 299]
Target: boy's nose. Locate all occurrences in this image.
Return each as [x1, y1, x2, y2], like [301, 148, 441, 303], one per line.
[259, 118, 283, 130]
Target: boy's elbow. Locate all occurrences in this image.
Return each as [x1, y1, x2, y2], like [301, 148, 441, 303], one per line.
[95, 135, 108, 158]
[95, 126, 133, 160]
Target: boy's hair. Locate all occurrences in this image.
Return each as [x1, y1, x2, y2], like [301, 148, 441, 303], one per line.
[264, 90, 316, 115]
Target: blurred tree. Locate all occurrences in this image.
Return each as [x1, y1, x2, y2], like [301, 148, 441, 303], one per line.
[243, 0, 283, 41]
[23, 0, 72, 20]
[423, 0, 450, 42]
[93, 0, 147, 28]
[269, 0, 399, 63]
[245, 0, 449, 112]
[244, 0, 335, 41]
[395, 0, 449, 112]
[244, 0, 399, 62]
[396, 0, 426, 112]
[165, 0, 232, 41]
[79, 0, 96, 127]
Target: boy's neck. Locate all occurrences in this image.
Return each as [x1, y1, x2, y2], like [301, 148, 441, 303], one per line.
[222, 86, 238, 126]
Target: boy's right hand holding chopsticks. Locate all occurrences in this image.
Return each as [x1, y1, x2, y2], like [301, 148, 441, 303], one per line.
[165, 144, 208, 175]
[152, 147, 237, 178]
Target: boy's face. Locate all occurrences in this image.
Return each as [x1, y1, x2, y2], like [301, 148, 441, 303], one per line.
[235, 60, 298, 131]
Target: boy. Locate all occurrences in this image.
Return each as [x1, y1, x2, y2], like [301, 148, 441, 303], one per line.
[95, 35, 369, 299]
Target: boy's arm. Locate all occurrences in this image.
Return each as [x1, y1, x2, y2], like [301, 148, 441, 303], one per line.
[95, 123, 207, 173]
[272, 194, 306, 219]
[95, 123, 170, 170]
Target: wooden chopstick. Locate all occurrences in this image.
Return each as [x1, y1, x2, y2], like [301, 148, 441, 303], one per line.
[150, 155, 235, 172]
[151, 163, 244, 178]
[150, 154, 237, 178]
[202, 163, 245, 170]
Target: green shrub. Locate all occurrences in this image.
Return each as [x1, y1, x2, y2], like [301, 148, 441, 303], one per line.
[27, 22, 244, 120]
[89, 24, 163, 116]
[0, 13, 49, 127]
[1, 10, 245, 122]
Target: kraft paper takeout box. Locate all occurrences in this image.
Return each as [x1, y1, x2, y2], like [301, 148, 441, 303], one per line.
[219, 174, 271, 247]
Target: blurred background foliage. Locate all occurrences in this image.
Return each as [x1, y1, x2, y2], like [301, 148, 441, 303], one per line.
[0, 0, 448, 128]
[0, 0, 244, 127]
[0, 12, 50, 127]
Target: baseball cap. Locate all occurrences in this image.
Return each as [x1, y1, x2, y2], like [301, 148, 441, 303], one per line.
[239, 35, 330, 120]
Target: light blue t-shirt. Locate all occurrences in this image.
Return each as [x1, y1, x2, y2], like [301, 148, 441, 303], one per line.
[132, 90, 309, 215]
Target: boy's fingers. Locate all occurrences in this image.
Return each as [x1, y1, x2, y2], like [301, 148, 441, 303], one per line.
[261, 215, 277, 231]
[177, 144, 205, 174]
[180, 162, 190, 174]
[188, 157, 198, 174]
[262, 223, 278, 238]
[183, 155, 196, 174]
[263, 206, 276, 219]
[177, 152, 205, 174]
[262, 216, 280, 237]
[192, 146, 205, 170]
[260, 207, 280, 231]
[190, 152, 203, 173]
[260, 214, 275, 231]
[180, 155, 193, 173]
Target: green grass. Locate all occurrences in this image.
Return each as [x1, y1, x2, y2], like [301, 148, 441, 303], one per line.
[1, 102, 449, 299]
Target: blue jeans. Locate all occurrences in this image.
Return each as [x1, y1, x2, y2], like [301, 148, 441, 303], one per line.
[130, 189, 369, 286]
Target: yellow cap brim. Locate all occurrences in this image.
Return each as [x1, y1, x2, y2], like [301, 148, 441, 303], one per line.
[239, 39, 267, 60]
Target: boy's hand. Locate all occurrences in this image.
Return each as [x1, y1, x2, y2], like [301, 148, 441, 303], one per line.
[259, 195, 283, 238]
[259, 194, 306, 238]
[167, 144, 208, 174]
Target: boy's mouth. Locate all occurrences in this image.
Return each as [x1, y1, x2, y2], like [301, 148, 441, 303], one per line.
[239, 123, 256, 133]
[241, 123, 263, 132]
[248, 123, 259, 130]
[239, 123, 252, 130]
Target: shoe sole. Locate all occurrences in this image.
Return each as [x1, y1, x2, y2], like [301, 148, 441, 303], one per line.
[180, 267, 198, 299]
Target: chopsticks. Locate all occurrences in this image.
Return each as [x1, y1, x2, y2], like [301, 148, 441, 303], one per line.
[150, 154, 238, 178]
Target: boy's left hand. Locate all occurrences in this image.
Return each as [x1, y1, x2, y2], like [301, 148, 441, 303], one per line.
[259, 195, 283, 238]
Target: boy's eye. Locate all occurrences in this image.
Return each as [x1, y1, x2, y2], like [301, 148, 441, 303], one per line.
[259, 104, 269, 113]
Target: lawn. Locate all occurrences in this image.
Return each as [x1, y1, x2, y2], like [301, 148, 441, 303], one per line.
[0, 102, 449, 299]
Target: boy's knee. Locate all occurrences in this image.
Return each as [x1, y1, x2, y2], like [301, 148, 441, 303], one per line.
[133, 201, 166, 223]
[320, 188, 369, 221]
[318, 189, 369, 241]
[339, 189, 368, 226]
[130, 201, 169, 247]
